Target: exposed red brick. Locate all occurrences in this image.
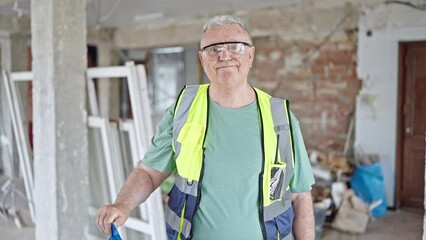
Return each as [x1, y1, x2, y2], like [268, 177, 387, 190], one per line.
[252, 30, 360, 152]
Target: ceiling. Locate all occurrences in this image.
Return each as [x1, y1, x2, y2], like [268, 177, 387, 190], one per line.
[0, 0, 300, 28]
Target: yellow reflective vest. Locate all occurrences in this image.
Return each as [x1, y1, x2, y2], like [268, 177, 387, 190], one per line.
[165, 84, 296, 240]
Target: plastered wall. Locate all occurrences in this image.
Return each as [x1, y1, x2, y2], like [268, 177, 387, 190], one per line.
[357, 3, 426, 206]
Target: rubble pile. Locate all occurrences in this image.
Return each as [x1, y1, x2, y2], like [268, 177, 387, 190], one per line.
[310, 149, 386, 239]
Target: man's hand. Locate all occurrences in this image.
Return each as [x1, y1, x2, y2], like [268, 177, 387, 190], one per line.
[94, 163, 171, 236]
[96, 202, 130, 236]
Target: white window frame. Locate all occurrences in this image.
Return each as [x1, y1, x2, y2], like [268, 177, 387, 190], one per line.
[1, 70, 35, 223]
[86, 62, 166, 239]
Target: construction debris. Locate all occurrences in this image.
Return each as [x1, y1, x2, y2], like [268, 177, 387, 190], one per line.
[311, 150, 353, 174]
[331, 189, 370, 234]
[310, 148, 387, 237]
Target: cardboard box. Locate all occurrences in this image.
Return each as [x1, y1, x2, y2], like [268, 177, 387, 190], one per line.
[331, 189, 369, 233]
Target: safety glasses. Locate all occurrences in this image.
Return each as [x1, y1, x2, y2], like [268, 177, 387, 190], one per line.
[201, 41, 252, 58]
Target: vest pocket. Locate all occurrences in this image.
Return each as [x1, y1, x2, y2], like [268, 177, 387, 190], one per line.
[269, 163, 286, 201]
[177, 123, 205, 145]
[176, 123, 205, 181]
[270, 164, 285, 200]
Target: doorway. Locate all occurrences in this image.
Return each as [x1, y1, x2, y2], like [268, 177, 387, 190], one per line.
[397, 41, 426, 210]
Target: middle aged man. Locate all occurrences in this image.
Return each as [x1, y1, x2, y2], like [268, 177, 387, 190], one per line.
[97, 15, 315, 240]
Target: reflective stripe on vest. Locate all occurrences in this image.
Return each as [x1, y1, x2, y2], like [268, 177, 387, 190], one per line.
[166, 84, 295, 240]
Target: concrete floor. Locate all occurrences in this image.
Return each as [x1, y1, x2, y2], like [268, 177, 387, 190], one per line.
[321, 210, 423, 240]
[1, 208, 423, 239]
[0, 176, 35, 240]
[0, 175, 424, 239]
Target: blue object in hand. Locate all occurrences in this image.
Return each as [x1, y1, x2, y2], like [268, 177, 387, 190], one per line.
[109, 223, 123, 240]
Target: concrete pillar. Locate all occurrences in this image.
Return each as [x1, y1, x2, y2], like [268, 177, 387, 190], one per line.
[31, 0, 89, 239]
[0, 32, 29, 178]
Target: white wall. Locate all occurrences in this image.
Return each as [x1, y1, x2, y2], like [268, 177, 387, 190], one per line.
[356, 4, 426, 207]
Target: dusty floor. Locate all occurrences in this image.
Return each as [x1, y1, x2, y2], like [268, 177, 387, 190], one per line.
[0, 175, 424, 239]
[1, 208, 423, 239]
[321, 210, 423, 240]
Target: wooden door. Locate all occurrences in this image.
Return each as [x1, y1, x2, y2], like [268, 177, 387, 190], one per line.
[399, 42, 426, 210]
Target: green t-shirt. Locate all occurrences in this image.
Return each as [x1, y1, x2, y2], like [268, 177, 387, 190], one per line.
[143, 99, 315, 239]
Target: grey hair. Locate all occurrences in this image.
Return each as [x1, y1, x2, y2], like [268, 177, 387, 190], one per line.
[202, 15, 252, 40]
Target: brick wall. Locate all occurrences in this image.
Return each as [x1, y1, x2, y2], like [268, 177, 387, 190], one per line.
[107, 1, 367, 152]
[251, 29, 360, 151]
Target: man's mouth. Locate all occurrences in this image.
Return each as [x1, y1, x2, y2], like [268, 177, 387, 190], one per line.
[216, 65, 237, 70]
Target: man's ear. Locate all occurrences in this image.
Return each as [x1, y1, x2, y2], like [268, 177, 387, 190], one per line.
[199, 51, 204, 67]
[249, 46, 255, 59]
[249, 46, 255, 67]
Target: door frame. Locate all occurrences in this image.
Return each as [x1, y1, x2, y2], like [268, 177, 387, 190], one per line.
[395, 41, 426, 209]
[395, 42, 406, 209]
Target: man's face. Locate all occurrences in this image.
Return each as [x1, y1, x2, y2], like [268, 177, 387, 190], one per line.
[199, 24, 255, 88]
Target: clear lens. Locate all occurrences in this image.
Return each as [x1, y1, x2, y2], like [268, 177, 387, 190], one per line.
[204, 42, 246, 57]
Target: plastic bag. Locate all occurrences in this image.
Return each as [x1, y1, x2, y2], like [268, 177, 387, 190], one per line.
[109, 224, 123, 240]
[350, 162, 387, 217]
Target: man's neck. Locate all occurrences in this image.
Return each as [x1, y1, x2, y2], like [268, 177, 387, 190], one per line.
[209, 83, 256, 108]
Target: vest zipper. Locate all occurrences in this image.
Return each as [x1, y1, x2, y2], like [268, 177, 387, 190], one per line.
[259, 174, 267, 240]
[188, 149, 205, 239]
[188, 87, 210, 239]
[255, 90, 267, 240]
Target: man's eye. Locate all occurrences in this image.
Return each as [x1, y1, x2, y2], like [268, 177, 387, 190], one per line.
[211, 47, 222, 53]
[228, 45, 238, 51]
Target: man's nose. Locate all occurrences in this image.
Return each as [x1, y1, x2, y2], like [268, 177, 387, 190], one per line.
[218, 49, 232, 61]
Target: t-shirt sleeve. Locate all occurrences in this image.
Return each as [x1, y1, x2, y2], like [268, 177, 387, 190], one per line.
[142, 104, 176, 173]
[289, 111, 315, 193]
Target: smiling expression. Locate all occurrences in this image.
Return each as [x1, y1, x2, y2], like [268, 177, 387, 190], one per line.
[199, 24, 255, 88]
